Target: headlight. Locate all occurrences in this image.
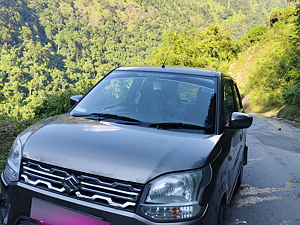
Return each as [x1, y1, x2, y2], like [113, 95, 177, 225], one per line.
[140, 166, 211, 221]
[3, 136, 22, 182]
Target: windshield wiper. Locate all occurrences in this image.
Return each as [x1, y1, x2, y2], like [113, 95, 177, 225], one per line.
[149, 122, 207, 130]
[72, 113, 141, 123]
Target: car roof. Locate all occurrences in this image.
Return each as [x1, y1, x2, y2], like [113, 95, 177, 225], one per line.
[115, 66, 221, 77]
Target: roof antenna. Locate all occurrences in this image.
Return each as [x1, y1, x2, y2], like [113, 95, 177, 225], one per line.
[161, 31, 179, 68]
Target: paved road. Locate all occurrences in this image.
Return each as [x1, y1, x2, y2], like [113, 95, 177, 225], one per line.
[229, 115, 300, 225]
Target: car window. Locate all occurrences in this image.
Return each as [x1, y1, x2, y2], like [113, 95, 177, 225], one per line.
[233, 84, 243, 111]
[93, 78, 134, 106]
[223, 78, 236, 124]
[70, 71, 217, 131]
[178, 83, 199, 102]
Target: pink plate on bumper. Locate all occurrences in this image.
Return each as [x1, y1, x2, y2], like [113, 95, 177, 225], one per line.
[30, 198, 110, 225]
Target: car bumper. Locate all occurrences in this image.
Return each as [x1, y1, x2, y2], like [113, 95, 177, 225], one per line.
[0, 178, 213, 225]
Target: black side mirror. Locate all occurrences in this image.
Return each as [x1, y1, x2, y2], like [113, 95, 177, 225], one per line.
[227, 112, 253, 129]
[70, 95, 83, 107]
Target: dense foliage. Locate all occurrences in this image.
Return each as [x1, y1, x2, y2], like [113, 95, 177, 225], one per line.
[150, 25, 238, 71]
[229, 5, 300, 121]
[0, 0, 290, 120]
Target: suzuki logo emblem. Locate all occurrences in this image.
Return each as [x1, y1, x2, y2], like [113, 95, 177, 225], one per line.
[61, 174, 80, 193]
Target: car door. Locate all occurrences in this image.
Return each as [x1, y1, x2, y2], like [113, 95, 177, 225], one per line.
[223, 78, 244, 196]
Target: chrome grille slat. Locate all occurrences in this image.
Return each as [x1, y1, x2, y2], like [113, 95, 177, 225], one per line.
[75, 191, 136, 208]
[21, 174, 66, 192]
[24, 162, 52, 173]
[22, 171, 63, 185]
[23, 166, 65, 181]
[81, 181, 139, 196]
[20, 160, 142, 211]
[79, 175, 141, 192]
[80, 186, 137, 201]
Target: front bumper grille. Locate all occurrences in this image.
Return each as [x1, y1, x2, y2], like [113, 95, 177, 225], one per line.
[19, 159, 143, 212]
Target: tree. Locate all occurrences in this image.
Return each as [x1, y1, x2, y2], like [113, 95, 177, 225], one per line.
[150, 26, 237, 70]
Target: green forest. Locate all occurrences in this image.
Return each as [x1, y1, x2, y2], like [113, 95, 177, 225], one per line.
[0, 0, 299, 165]
[0, 0, 295, 119]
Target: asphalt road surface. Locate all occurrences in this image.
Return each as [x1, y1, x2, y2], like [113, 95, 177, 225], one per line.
[229, 115, 300, 225]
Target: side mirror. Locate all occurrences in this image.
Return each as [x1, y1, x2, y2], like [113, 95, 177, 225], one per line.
[70, 95, 83, 107]
[227, 112, 253, 129]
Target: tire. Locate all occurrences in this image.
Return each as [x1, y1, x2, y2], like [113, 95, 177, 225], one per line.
[216, 204, 224, 225]
[216, 203, 230, 225]
[236, 163, 243, 188]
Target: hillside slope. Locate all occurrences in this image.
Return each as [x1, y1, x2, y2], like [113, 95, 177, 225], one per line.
[228, 6, 300, 122]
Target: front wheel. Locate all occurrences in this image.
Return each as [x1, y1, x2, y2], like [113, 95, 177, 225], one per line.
[216, 202, 230, 225]
[236, 163, 243, 188]
[216, 204, 224, 225]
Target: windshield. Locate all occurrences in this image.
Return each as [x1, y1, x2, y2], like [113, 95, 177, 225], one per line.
[70, 70, 216, 132]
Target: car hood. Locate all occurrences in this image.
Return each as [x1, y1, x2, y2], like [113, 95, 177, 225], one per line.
[21, 115, 221, 184]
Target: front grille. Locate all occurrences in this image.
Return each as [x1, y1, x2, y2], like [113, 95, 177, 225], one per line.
[20, 159, 143, 212]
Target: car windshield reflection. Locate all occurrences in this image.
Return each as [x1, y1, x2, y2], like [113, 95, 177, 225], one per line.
[70, 71, 216, 133]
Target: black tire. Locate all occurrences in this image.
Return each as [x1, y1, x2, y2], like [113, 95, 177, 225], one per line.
[236, 163, 243, 188]
[216, 204, 224, 225]
[217, 203, 230, 225]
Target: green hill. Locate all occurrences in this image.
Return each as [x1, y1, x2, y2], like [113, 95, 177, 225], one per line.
[229, 6, 300, 122]
[0, 0, 293, 120]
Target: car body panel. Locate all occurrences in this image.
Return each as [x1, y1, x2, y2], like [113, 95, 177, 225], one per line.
[22, 114, 221, 184]
[114, 66, 220, 77]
